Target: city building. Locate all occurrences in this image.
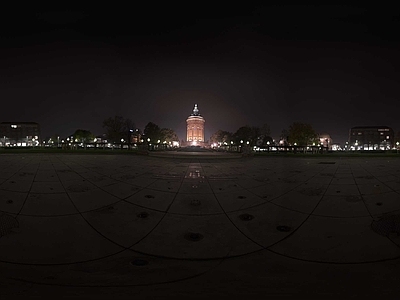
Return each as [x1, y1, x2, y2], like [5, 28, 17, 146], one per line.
[0, 122, 41, 147]
[186, 104, 205, 147]
[348, 126, 394, 150]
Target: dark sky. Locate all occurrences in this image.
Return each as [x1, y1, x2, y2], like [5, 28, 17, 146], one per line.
[1, 4, 399, 145]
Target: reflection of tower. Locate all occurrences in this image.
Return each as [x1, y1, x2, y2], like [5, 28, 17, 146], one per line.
[186, 104, 205, 146]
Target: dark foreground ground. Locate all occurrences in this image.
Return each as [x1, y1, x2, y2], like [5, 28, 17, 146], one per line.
[1, 152, 400, 299]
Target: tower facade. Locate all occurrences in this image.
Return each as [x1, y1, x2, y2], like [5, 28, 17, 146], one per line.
[186, 104, 205, 146]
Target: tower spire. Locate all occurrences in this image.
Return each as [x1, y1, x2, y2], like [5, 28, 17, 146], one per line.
[193, 104, 199, 115]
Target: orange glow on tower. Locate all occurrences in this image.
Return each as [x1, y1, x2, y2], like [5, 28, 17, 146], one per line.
[186, 104, 205, 146]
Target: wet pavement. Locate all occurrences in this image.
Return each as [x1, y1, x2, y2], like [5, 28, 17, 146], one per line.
[1, 153, 400, 298]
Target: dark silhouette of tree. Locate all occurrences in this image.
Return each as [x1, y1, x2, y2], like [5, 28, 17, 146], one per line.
[280, 129, 289, 145]
[73, 129, 94, 143]
[210, 130, 232, 144]
[260, 123, 271, 138]
[160, 128, 179, 143]
[233, 126, 260, 146]
[102, 116, 135, 143]
[288, 122, 318, 146]
[144, 122, 162, 142]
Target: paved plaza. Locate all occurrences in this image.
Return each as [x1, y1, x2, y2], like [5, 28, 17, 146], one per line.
[1, 152, 400, 298]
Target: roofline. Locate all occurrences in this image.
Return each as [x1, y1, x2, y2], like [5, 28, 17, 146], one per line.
[1, 122, 40, 125]
[350, 126, 393, 129]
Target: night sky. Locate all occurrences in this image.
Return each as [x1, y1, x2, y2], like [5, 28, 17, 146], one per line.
[1, 4, 399, 145]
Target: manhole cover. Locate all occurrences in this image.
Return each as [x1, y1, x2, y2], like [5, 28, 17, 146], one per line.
[0, 214, 19, 237]
[371, 215, 400, 236]
[184, 232, 204, 242]
[137, 212, 149, 218]
[190, 200, 201, 206]
[144, 195, 155, 198]
[318, 162, 336, 164]
[130, 259, 149, 266]
[238, 196, 246, 199]
[376, 202, 383, 206]
[6, 200, 13, 204]
[276, 225, 291, 232]
[239, 213, 254, 221]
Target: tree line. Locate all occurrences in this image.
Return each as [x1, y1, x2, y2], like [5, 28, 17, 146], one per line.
[210, 122, 320, 147]
[46, 116, 179, 146]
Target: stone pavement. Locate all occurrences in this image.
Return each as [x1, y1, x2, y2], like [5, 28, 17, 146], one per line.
[1, 153, 400, 298]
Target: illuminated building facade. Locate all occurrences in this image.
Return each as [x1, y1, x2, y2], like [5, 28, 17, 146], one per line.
[349, 126, 394, 150]
[186, 104, 205, 146]
[319, 133, 333, 150]
[0, 122, 41, 147]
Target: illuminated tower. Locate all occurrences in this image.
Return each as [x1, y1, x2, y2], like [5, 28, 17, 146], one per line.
[186, 104, 205, 146]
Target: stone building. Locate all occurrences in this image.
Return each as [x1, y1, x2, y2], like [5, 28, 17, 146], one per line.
[349, 126, 394, 150]
[186, 104, 205, 147]
[0, 122, 41, 147]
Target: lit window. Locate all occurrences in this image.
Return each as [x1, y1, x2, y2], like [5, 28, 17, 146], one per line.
[387, 136, 390, 139]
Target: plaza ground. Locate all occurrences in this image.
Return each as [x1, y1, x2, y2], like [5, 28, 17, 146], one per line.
[1, 152, 400, 298]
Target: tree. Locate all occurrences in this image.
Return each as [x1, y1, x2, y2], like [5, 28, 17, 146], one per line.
[143, 122, 161, 142]
[210, 130, 232, 144]
[73, 129, 95, 143]
[288, 122, 318, 146]
[160, 128, 179, 143]
[260, 123, 271, 138]
[102, 116, 135, 143]
[280, 129, 289, 145]
[233, 126, 260, 146]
